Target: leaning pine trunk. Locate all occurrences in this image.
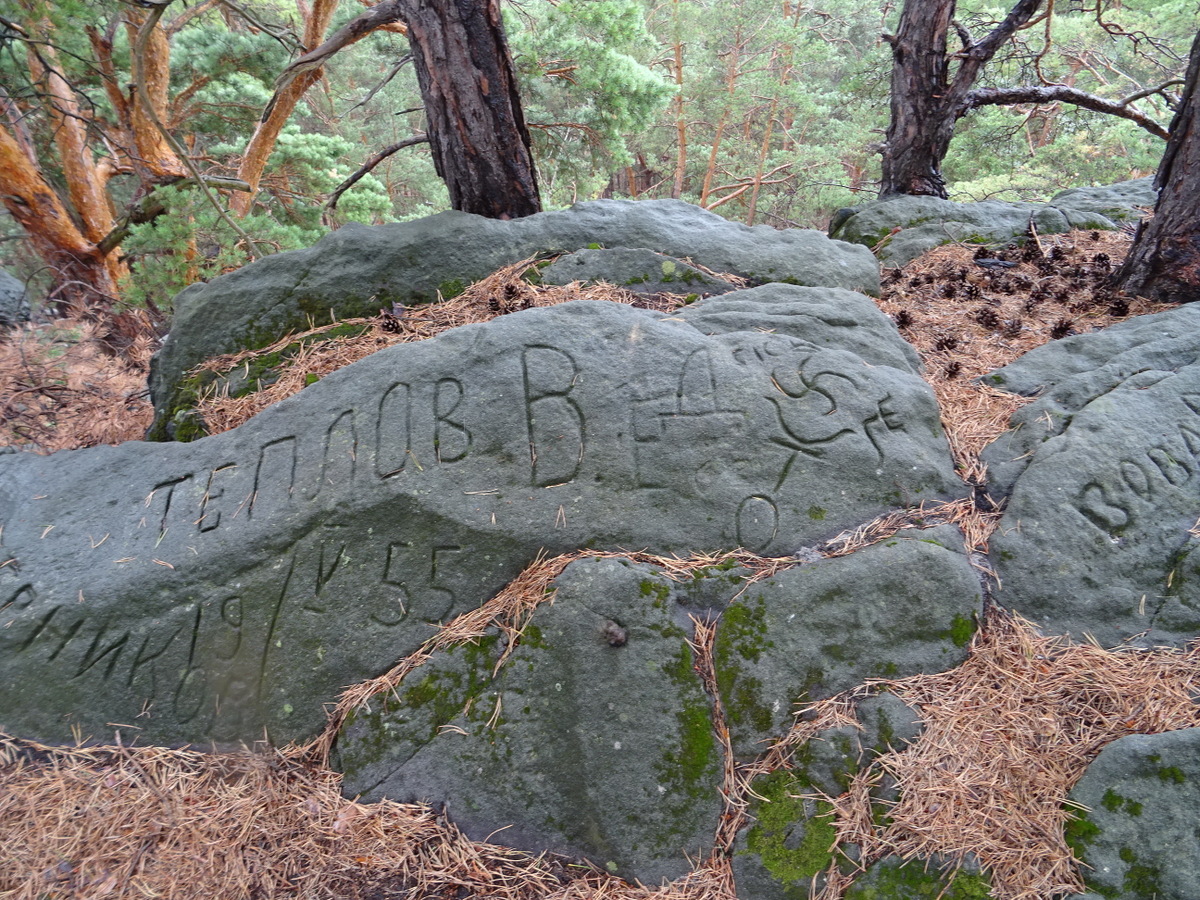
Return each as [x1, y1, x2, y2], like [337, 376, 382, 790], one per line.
[1113, 30, 1200, 303]
[401, 0, 540, 219]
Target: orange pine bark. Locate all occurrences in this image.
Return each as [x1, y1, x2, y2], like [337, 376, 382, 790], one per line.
[232, 0, 339, 215]
[122, 8, 186, 180]
[0, 124, 120, 304]
[26, 39, 116, 246]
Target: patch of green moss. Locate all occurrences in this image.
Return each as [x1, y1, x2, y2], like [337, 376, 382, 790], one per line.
[807, 505, 827, 521]
[744, 770, 838, 885]
[438, 278, 466, 299]
[1064, 809, 1101, 855]
[1117, 847, 1163, 899]
[520, 623, 547, 650]
[947, 613, 975, 648]
[1101, 789, 1143, 816]
[639, 579, 671, 607]
[843, 860, 993, 899]
[717, 599, 772, 664]
[713, 598, 778, 739]
[1157, 764, 1186, 784]
[397, 635, 500, 735]
[169, 408, 209, 442]
[655, 645, 720, 826]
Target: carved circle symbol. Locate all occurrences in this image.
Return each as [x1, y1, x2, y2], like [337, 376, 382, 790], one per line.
[736, 495, 779, 553]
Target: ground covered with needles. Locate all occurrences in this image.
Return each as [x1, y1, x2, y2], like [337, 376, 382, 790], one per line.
[2, 231, 1198, 900]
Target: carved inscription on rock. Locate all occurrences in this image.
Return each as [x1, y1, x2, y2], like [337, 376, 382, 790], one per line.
[0, 304, 958, 742]
[991, 373, 1200, 645]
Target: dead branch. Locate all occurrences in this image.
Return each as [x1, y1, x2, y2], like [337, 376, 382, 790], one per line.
[964, 84, 1170, 138]
[324, 134, 429, 214]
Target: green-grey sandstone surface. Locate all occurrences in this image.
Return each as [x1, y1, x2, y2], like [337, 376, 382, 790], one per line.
[338, 557, 721, 885]
[0, 298, 962, 746]
[149, 200, 878, 439]
[983, 306, 1200, 646]
[829, 179, 1155, 266]
[1067, 728, 1200, 900]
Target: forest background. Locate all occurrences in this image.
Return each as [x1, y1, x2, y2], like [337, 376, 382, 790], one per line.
[0, 0, 1194, 315]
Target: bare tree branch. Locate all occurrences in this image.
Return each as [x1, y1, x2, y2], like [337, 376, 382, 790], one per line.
[964, 84, 1170, 139]
[340, 53, 412, 117]
[215, 0, 302, 51]
[953, 0, 1044, 92]
[324, 134, 428, 214]
[165, 0, 221, 37]
[265, 0, 406, 122]
[1121, 78, 1186, 108]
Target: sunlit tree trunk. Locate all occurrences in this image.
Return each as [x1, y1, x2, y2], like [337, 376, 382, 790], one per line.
[121, 7, 186, 181]
[746, 97, 777, 225]
[670, 25, 687, 200]
[700, 27, 743, 208]
[232, 0, 338, 216]
[0, 126, 119, 309]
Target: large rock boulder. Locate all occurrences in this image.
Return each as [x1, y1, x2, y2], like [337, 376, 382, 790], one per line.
[982, 306, 1200, 646]
[1066, 728, 1200, 900]
[829, 179, 1155, 266]
[338, 529, 979, 890]
[338, 557, 723, 886]
[0, 297, 963, 746]
[0, 269, 30, 329]
[149, 200, 879, 439]
[713, 526, 979, 760]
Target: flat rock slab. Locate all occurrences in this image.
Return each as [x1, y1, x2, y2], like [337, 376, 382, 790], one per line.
[982, 305, 1200, 497]
[0, 300, 963, 746]
[1067, 728, 1200, 900]
[674, 284, 922, 376]
[983, 308, 1200, 646]
[731, 694, 925, 899]
[829, 179, 1154, 266]
[714, 526, 980, 759]
[338, 557, 722, 886]
[150, 199, 879, 438]
[540, 247, 737, 296]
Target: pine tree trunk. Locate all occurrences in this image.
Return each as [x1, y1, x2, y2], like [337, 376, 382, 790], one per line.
[879, 0, 957, 198]
[1113, 30, 1200, 304]
[879, 0, 1043, 198]
[671, 35, 687, 200]
[0, 124, 120, 310]
[401, 0, 540, 219]
[232, 0, 338, 216]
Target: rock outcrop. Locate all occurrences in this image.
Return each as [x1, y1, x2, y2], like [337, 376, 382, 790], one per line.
[1, 295, 962, 747]
[1066, 728, 1200, 900]
[983, 305, 1200, 646]
[829, 179, 1155, 266]
[149, 200, 879, 440]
